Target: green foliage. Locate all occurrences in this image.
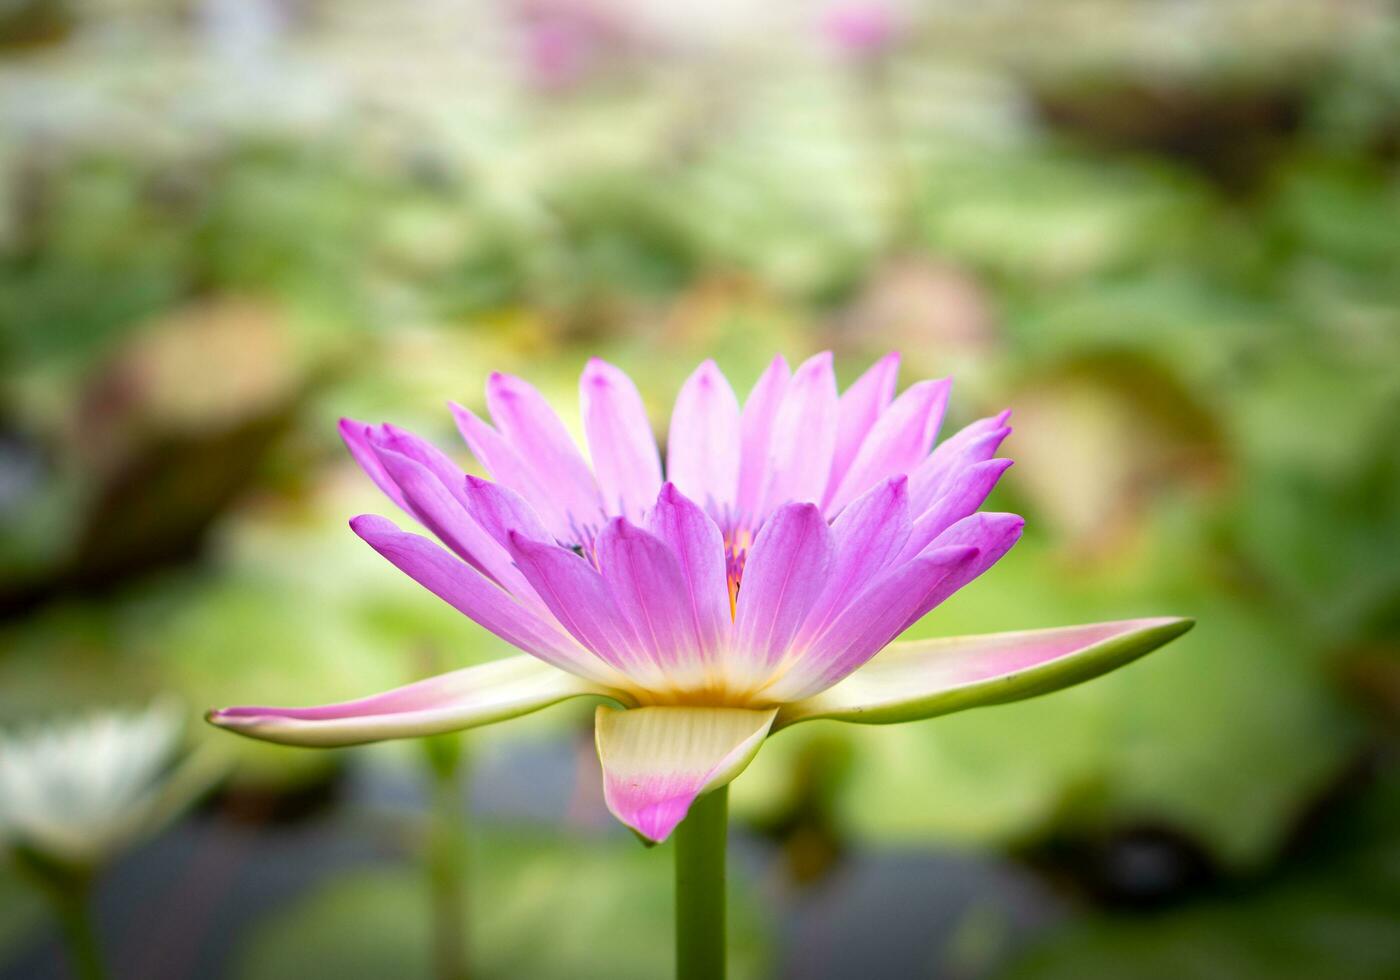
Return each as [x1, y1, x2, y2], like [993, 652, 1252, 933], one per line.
[237, 832, 773, 980]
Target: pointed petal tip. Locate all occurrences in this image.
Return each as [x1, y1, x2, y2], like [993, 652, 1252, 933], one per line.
[777, 615, 1195, 729]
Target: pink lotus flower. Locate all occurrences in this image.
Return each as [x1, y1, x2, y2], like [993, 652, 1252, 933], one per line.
[209, 353, 1190, 843]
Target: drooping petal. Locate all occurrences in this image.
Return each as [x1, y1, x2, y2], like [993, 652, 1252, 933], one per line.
[339, 418, 408, 512]
[773, 617, 1195, 728]
[647, 484, 731, 668]
[485, 371, 603, 531]
[595, 517, 706, 685]
[209, 656, 620, 747]
[667, 360, 741, 516]
[827, 378, 952, 515]
[799, 476, 911, 640]
[759, 352, 839, 514]
[581, 358, 663, 523]
[370, 443, 532, 597]
[898, 458, 1013, 561]
[825, 352, 900, 504]
[594, 705, 776, 841]
[732, 502, 833, 684]
[505, 531, 657, 685]
[350, 516, 614, 683]
[763, 544, 981, 702]
[736, 355, 790, 523]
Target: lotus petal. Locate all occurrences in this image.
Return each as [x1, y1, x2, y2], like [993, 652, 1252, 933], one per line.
[774, 617, 1194, 728]
[594, 705, 777, 841]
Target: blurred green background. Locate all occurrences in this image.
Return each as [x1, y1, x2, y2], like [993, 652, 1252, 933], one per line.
[1, 0, 1398, 977]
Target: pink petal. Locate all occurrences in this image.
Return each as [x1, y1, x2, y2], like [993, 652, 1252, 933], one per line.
[647, 484, 732, 668]
[485, 371, 603, 530]
[898, 458, 1013, 561]
[506, 531, 657, 685]
[209, 655, 616, 747]
[339, 417, 408, 512]
[764, 544, 981, 701]
[799, 475, 911, 641]
[736, 355, 790, 524]
[580, 358, 663, 523]
[595, 517, 706, 685]
[350, 515, 610, 682]
[759, 351, 839, 515]
[450, 402, 577, 542]
[594, 705, 776, 841]
[666, 360, 741, 517]
[732, 502, 833, 682]
[901, 511, 1025, 630]
[827, 377, 951, 515]
[775, 617, 1194, 728]
[825, 351, 900, 504]
[370, 442, 530, 597]
[908, 411, 1011, 513]
[461, 474, 553, 549]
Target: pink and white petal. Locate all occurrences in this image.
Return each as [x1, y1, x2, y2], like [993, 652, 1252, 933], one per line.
[506, 531, 657, 685]
[485, 372, 603, 530]
[827, 378, 952, 515]
[595, 517, 707, 685]
[799, 476, 911, 640]
[758, 352, 839, 515]
[450, 402, 577, 542]
[647, 484, 731, 666]
[897, 512, 1025, 631]
[763, 544, 981, 702]
[736, 355, 791, 524]
[908, 425, 1012, 515]
[825, 352, 900, 504]
[351, 516, 613, 683]
[898, 458, 1013, 562]
[209, 655, 622, 747]
[339, 418, 409, 512]
[732, 502, 833, 682]
[581, 359, 663, 523]
[667, 360, 741, 516]
[594, 705, 777, 842]
[773, 617, 1195, 728]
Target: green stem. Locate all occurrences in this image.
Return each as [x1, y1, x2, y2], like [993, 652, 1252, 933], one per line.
[13, 849, 106, 980]
[424, 734, 470, 980]
[674, 785, 728, 980]
[51, 877, 106, 980]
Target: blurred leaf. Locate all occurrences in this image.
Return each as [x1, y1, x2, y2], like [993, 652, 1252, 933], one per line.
[1000, 764, 1400, 980]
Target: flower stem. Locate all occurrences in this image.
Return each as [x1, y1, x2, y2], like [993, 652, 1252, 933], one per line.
[423, 733, 470, 980]
[52, 881, 106, 980]
[13, 849, 107, 980]
[674, 785, 728, 980]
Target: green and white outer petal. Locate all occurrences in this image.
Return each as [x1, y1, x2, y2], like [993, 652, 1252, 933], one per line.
[774, 617, 1193, 729]
[208, 655, 627, 747]
[594, 706, 778, 842]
